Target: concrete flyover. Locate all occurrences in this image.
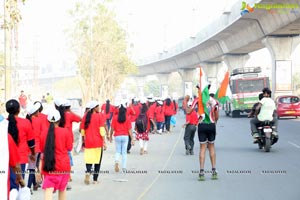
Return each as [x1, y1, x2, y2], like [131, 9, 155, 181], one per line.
[136, 0, 300, 76]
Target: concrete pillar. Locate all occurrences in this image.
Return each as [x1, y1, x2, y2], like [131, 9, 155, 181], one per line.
[223, 54, 250, 73]
[134, 76, 145, 98]
[200, 62, 223, 94]
[262, 36, 300, 98]
[178, 69, 195, 98]
[156, 73, 170, 98]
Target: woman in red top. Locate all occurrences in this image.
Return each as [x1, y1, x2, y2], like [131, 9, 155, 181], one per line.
[163, 97, 175, 133]
[182, 102, 198, 155]
[40, 109, 72, 200]
[147, 99, 157, 133]
[154, 100, 165, 134]
[109, 103, 134, 172]
[100, 99, 114, 131]
[25, 103, 42, 192]
[0, 116, 24, 200]
[6, 99, 35, 181]
[80, 101, 106, 185]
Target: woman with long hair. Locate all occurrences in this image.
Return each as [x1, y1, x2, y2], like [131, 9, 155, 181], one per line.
[135, 100, 149, 155]
[80, 101, 106, 185]
[6, 99, 35, 185]
[109, 103, 134, 172]
[40, 109, 72, 200]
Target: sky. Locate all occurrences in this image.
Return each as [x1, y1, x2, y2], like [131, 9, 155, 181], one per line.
[15, 0, 237, 68]
[9, 0, 300, 72]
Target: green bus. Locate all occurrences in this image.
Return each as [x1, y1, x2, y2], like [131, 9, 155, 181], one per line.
[224, 67, 270, 118]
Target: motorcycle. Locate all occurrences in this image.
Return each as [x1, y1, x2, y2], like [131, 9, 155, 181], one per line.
[256, 120, 278, 152]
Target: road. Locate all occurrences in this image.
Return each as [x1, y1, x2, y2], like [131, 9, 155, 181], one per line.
[30, 112, 300, 200]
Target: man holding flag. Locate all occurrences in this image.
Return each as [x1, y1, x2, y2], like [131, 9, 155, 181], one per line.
[190, 67, 220, 181]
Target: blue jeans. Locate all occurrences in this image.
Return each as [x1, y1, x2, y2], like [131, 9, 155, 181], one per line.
[114, 136, 129, 169]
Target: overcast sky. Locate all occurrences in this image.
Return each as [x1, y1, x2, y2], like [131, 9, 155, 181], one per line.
[14, 0, 300, 71]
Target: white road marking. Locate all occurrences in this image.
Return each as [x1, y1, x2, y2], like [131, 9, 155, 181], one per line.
[288, 141, 300, 149]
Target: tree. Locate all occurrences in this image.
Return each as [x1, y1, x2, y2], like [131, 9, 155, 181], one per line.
[68, 0, 136, 104]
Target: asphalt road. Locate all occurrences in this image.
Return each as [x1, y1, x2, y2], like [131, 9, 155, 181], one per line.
[30, 112, 300, 200]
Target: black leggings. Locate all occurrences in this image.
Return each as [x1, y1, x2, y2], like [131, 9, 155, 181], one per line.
[86, 148, 103, 181]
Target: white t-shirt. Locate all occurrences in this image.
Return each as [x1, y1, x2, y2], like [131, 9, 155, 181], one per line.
[258, 98, 276, 121]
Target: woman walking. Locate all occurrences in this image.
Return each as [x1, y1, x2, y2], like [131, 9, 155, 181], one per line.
[135, 100, 149, 155]
[6, 99, 35, 191]
[80, 101, 106, 184]
[154, 100, 164, 134]
[109, 103, 134, 172]
[26, 103, 43, 193]
[40, 109, 72, 200]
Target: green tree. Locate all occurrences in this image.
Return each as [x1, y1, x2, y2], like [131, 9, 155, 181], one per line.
[68, 0, 136, 104]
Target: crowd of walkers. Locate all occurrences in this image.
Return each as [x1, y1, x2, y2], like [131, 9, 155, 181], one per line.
[1, 95, 180, 200]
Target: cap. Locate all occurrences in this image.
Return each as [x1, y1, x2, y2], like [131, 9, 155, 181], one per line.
[85, 102, 92, 109]
[27, 103, 40, 115]
[64, 100, 71, 107]
[148, 98, 155, 103]
[54, 98, 65, 107]
[88, 100, 99, 109]
[157, 100, 163, 105]
[47, 109, 61, 122]
[140, 97, 147, 104]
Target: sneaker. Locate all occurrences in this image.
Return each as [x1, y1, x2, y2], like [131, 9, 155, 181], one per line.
[66, 184, 72, 190]
[33, 184, 39, 191]
[127, 150, 131, 154]
[84, 174, 90, 185]
[211, 170, 218, 180]
[185, 149, 190, 155]
[198, 172, 205, 181]
[272, 131, 278, 137]
[252, 132, 259, 138]
[140, 148, 144, 155]
[92, 181, 99, 184]
[115, 163, 120, 173]
[252, 133, 259, 143]
[143, 150, 148, 154]
[190, 150, 194, 155]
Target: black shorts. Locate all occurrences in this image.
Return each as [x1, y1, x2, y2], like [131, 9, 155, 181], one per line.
[197, 123, 216, 144]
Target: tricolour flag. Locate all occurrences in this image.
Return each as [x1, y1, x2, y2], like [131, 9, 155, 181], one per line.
[215, 71, 232, 104]
[193, 67, 210, 123]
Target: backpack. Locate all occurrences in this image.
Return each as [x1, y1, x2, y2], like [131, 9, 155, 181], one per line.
[136, 114, 147, 133]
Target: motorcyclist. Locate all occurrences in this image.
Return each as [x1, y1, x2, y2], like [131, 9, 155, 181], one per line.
[249, 88, 278, 143]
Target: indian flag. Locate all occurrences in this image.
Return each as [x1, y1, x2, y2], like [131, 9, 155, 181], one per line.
[215, 71, 232, 104]
[197, 67, 210, 123]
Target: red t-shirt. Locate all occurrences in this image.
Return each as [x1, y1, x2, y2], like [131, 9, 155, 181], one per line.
[101, 103, 114, 120]
[80, 113, 105, 148]
[154, 106, 165, 122]
[14, 117, 34, 164]
[164, 102, 174, 116]
[8, 134, 20, 199]
[111, 115, 131, 136]
[18, 94, 27, 107]
[37, 112, 49, 133]
[40, 126, 72, 175]
[147, 103, 156, 120]
[186, 110, 198, 125]
[64, 111, 81, 143]
[31, 115, 42, 153]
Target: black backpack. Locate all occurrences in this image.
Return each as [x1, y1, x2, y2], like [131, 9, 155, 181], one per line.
[136, 114, 147, 133]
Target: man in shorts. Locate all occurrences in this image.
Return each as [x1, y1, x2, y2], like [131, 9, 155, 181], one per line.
[197, 93, 219, 181]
